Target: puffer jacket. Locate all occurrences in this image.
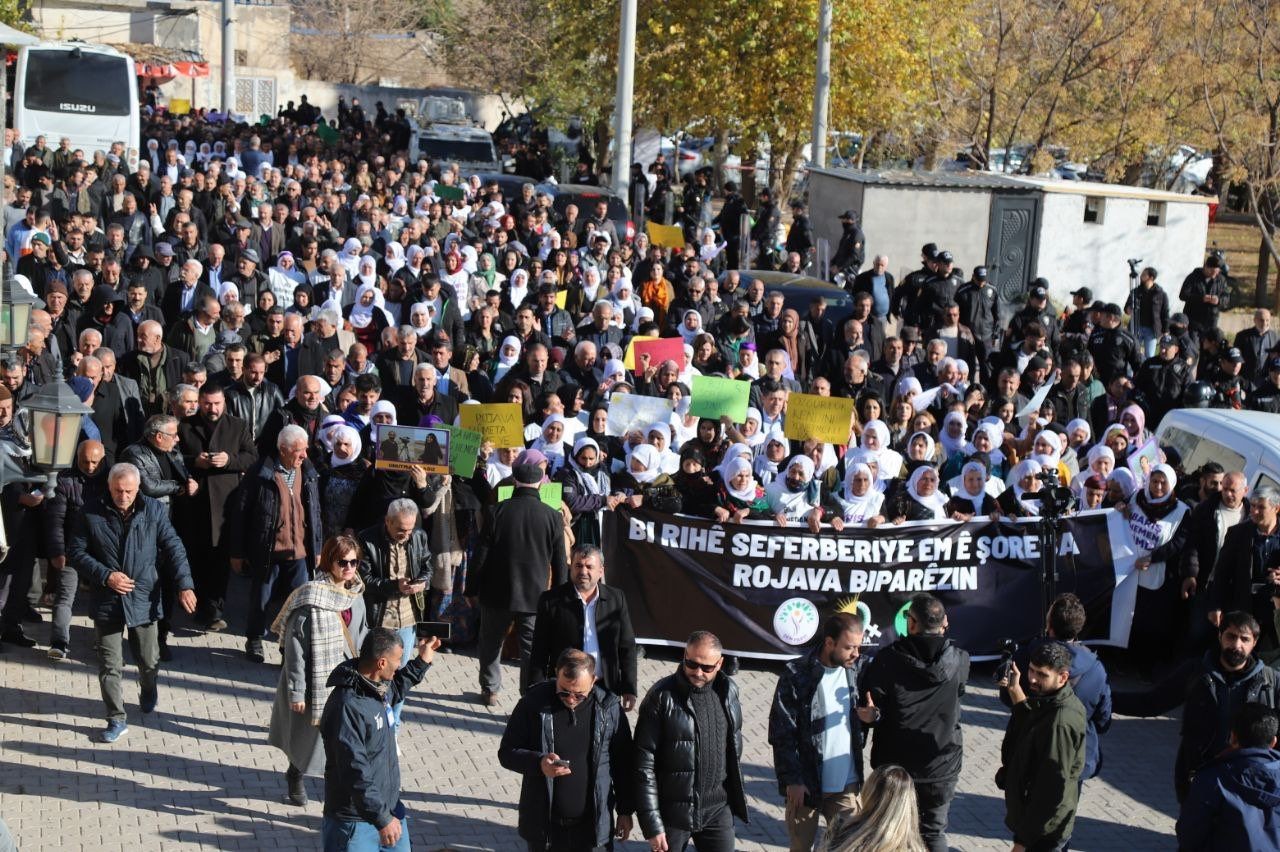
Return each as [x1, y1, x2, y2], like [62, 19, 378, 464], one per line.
[356, 523, 433, 628]
[43, 466, 107, 559]
[633, 670, 748, 838]
[227, 455, 324, 573]
[119, 440, 191, 505]
[1178, 654, 1280, 788]
[1177, 746, 1280, 851]
[67, 493, 193, 627]
[768, 651, 868, 806]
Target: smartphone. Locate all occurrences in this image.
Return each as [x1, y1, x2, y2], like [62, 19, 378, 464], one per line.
[415, 621, 452, 640]
[550, 759, 571, 768]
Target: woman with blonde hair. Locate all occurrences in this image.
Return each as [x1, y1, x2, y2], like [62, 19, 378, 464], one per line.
[823, 765, 927, 852]
[267, 534, 369, 807]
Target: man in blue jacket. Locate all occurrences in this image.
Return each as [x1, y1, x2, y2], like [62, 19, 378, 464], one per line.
[68, 462, 196, 743]
[320, 627, 441, 851]
[1177, 703, 1280, 851]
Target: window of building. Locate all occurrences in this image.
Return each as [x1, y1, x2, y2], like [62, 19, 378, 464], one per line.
[1147, 201, 1166, 227]
[1083, 196, 1105, 224]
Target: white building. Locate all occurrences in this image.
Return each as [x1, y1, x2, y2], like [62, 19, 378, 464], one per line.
[806, 166, 1212, 309]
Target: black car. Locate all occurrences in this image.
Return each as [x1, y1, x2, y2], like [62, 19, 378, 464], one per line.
[729, 270, 855, 326]
[539, 184, 635, 244]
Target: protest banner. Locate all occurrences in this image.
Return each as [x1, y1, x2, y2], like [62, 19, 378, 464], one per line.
[373, 424, 450, 474]
[459, 403, 525, 448]
[785, 393, 855, 444]
[606, 393, 674, 437]
[646, 221, 685, 248]
[447, 426, 483, 478]
[602, 508, 1137, 659]
[497, 482, 564, 509]
[690, 375, 750, 422]
[632, 337, 687, 370]
[622, 335, 658, 370]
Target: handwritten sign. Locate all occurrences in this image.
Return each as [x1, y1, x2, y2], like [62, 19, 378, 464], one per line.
[690, 375, 750, 423]
[460, 403, 525, 448]
[632, 337, 687, 370]
[785, 393, 855, 444]
[447, 426, 483, 478]
[374, 424, 451, 474]
[497, 482, 564, 509]
[606, 393, 674, 437]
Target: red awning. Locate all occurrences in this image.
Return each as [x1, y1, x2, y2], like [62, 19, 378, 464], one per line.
[135, 60, 209, 79]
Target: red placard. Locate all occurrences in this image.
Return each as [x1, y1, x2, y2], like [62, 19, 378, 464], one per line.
[632, 336, 687, 371]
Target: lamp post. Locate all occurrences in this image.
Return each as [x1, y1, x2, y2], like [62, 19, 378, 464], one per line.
[0, 278, 41, 349]
[25, 380, 92, 492]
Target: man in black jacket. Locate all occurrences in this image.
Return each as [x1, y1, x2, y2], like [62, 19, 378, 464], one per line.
[42, 440, 106, 661]
[499, 648, 636, 851]
[863, 593, 970, 852]
[769, 612, 875, 852]
[467, 462, 569, 706]
[831, 210, 865, 278]
[1210, 487, 1280, 632]
[525, 544, 638, 706]
[1179, 255, 1231, 345]
[635, 630, 748, 852]
[321, 628, 440, 850]
[228, 425, 322, 663]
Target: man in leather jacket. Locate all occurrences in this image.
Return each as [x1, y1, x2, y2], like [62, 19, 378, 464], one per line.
[634, 631, 748, 852]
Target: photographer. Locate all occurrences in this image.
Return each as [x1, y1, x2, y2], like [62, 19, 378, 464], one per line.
[996, 642, 1087, 852]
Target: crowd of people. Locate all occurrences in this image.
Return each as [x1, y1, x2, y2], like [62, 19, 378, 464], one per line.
[0, 98, 1277, 851]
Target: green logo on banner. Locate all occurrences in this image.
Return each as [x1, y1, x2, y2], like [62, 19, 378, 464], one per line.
[894, 601, 912, 638]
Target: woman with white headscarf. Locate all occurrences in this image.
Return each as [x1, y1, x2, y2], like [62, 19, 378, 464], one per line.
[344, 283, 393, 351]
[860, 420, 904, 481]
[889, 466, 949, 522]
[644, 422, 680, 475]
[505, 268, 531, 314]
[557, 436, 613, 546]
[318, 424, 367, 538]
[338, 238, 363, 276]
[740, 407, 766, 448]
[938, 411, 968, 461]
[614, 443, 683, 513]
[676, 309, 704, 345]
[713, 456, 770, 523]
[1071, 445, 1115, 496]
[997, 459, 1044, 517]
[1125, 463, 1190, 659]
[355, 255, 379, 290]
[944, 461, 998, 520]
[753, 427, 790, 486]
[385, 242, 406, 275]
[531, 415, 570, 474]
[765, 455, 824, 530]
[269, 250, 306, 307]
[1028, 429, 1070, 484]
[831, 463, 886, 527]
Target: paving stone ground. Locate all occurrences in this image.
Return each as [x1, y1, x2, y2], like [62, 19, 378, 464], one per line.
[0, 581, 1179, 851]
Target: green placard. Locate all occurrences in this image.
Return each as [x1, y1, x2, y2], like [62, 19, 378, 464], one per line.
[316, 122, 339, 144]
[435, 184, 466, 202]
[496, 482, 563, 509]
[447, 426, 483, 478]
[689, 375, 751, 423]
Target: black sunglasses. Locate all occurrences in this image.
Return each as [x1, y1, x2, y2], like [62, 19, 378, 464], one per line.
[335, 558, 360, 567]
[556, 689, 590, 702]
[683, 658, 719, 674]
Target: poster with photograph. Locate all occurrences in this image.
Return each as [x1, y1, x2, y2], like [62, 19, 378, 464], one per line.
[1126, 436, 1160, 486]
[374, 424, 451, 474]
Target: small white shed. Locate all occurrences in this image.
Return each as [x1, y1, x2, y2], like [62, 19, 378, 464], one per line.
[806, 167, 1212, 309]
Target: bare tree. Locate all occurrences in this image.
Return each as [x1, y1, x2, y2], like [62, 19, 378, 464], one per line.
[291, 0, 437, 86]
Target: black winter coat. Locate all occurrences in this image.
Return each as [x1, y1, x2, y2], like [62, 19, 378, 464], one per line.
[119, 440, 191, 506]
[356, 523, 433, 629]
[68, 493, 193, 627]
[498, 682, 636, 847]
[526, 582, 638, 697]
[467, 487, 568, 612]
[320, 657, 430, 829]
[43, 467, 107, 558]
[864, 635, 970, 782]
[1178, 654, 1279, 792]
[227, 456, 323, 573]
[768, 651, 868, 806]
[634, 670, 748, 837]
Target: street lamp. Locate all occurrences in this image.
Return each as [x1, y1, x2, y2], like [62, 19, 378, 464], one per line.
[0, 278, 41, 348]
[25, 380, 92, 484]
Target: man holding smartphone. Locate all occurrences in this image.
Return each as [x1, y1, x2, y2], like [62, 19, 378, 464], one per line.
[499, 649, 635, 851]
[358, 498, 433, 729]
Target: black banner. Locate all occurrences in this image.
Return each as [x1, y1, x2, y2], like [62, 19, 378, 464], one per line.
[602, 508, 1129, 660]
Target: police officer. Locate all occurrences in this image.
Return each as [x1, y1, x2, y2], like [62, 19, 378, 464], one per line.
[785, 200, 813, 263]
[1006, 281, 1060, 353]
[917, 250, 963, 340]
[751, 188, 781, 270]
[1087, 303, 1143, 385]
[830, 209, 865, 279]
[1135, 334, 1191, 425]
[892, 244, 937, 331]
[1251, 357, 1280, 413]
[713, 181, 747, 270]
[955, 265, 1001, 374]
[1203, 347, 1249, 409]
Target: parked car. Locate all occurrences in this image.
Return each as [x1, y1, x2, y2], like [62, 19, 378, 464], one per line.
[539, 184, 636, 245]
[729, 270, 856, 327]
[1155, 409, 1280, 493]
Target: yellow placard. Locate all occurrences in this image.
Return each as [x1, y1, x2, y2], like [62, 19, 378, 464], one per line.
[645, 221, 685, 248]
[168, 98, 191, 115]
[555, 289, 567, 310]
[785, 393, 855, 444]
[459, 402, 525, 448]
[622, 334, 658, 370]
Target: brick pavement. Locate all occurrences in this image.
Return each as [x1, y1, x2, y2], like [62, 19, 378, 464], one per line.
[0, 589, 1179, 851]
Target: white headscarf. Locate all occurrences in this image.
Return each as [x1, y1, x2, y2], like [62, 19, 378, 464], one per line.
[742, 407, 767, 448]
[339, 238, 363, 275]
[860, 420, 903, 479]
[318, 414, 346, 451]
[907, 430, 936, 464]
[753, 427, 789, 482]
[1029, 429, 1062, 471]
[906, 466, 949, 519]
[722, 456, 760, 503]
[356, 255, 378, 288]
[939, 411, 968, 458]
[349, 283, 390, 329]
[493, 335, 522, 383]
[1144, 463, 1177, 504]
[953, 461, 989, 514]
[1065, 418, 1092, 446]
[627, 443, 662, 485]
[385, 242, 406, 273]
[533, 415, 567, 473]
[677, 309, 704, 345]
[371, 400, 398, 425]
[329, 424, 362, 468]
[1010, 459, 1044, 514]
[838, 463, 885, 523]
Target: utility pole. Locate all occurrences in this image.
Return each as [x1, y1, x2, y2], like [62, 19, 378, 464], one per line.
[611, 0, 637, 203]
[221, 0, 235, 114]
[810, 0, 832, 169]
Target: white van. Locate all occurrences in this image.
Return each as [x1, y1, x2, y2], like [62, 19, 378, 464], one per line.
[1155, 409, 1280, 493]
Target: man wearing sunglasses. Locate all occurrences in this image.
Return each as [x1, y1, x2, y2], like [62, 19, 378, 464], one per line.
[498, 649, 635, 851]
[634, 631, 748, 852]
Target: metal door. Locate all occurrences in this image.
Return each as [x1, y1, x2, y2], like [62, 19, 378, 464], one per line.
[986, 194, 1039, 302]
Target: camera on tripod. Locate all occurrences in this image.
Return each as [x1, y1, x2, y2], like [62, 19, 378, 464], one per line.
[1126, 257, 1143, 276]
[1022, 467, 1076, 519]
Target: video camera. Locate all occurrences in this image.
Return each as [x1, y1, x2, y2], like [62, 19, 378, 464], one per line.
[994, 638, 1018, 684]
[1021, 467, 1076, 519]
